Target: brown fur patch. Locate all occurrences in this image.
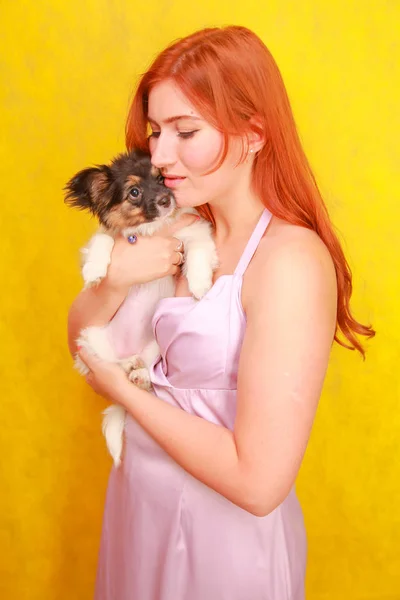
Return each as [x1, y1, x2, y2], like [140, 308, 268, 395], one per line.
[105, 202, 146, 231]
[151, 165, 161, 178]
[90, 172, 111, 206]
[123, 175, 143, 199]
[127, 175, 141, 186]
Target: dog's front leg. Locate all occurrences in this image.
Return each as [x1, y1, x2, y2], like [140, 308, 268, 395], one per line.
[176, 222, 219, 299]
[81, 232, 115, 288]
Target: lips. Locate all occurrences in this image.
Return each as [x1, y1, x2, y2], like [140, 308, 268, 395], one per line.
[163, 175, 186, 189]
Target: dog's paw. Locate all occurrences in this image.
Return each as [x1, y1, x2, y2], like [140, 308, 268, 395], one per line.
[120, 355, 145, 373]
[184, 242, 218, 300]
[187, 268, 213, 300]
[82, 261, 108, 287]
[120, 355, 152, 390]
[128, 367, 152, 390]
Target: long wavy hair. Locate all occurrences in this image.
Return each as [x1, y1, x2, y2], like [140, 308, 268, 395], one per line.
[125, 25, 375, 356]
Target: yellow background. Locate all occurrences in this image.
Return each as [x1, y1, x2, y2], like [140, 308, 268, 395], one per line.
[1, 1, 398, 598]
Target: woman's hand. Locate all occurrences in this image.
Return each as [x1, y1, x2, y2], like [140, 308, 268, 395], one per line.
[105, 213, 199, 293]
[78, 348, 132, 406]
[67, 214, 199, 357]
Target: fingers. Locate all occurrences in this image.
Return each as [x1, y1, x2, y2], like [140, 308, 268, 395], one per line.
[169, 237, 184, 252]
[173, 251, 185, 266]
[174, 239, 184, 251]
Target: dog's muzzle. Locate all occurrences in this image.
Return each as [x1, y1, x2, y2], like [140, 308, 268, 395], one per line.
[156, 192, 176, 218]
[156, 192, 175, 209]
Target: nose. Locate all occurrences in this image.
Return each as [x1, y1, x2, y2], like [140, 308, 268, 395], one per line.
[150, 132, 177, 170]
[157, 191, 174, 208]
[157, 195, 171, 208]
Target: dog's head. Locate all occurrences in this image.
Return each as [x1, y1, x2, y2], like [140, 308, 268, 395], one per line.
[64, 149, 175, 231]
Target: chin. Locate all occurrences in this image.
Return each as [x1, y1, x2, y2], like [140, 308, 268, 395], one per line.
[174, 190, 206, 210]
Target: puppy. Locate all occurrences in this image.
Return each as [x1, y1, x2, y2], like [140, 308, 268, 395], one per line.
[65, 149, 218, 466]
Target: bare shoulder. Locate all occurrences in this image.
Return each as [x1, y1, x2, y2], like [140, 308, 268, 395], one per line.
[242, 217, 337, 311]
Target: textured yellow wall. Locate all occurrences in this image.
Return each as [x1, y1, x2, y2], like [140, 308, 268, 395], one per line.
[1, 1, 398, 599]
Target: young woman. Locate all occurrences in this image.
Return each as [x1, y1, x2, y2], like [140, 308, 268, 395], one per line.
[68, 25, 374, 600]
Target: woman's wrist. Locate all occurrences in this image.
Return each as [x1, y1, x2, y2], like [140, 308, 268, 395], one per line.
[101, 275, 131, 299]
[114, 378, 138, 409]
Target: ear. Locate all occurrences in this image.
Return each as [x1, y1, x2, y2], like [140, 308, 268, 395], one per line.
[64, 166, 112, 211]
[247, 115, 266, 154]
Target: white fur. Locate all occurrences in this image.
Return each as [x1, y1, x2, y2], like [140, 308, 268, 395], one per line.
[81, 233, 115, 288]
[75, 207, 217, 466]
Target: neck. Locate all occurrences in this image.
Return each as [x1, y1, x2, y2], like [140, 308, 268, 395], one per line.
[209, 192, 265, 242]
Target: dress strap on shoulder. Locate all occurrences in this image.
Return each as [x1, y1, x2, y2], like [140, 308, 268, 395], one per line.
[234, 208, 272, 277]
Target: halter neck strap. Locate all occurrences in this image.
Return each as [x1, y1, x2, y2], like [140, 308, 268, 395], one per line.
[234, 209, 272, 277]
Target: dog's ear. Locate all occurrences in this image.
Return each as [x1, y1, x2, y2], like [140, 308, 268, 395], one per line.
[64, 165, 113, 211]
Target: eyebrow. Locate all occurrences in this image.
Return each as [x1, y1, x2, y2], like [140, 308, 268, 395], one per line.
[148, 115, 202, 126]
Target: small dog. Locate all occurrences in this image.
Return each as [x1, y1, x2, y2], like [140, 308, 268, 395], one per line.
[65, 149, 218, 466]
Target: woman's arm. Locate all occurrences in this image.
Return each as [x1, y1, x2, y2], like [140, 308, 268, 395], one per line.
[67, 281, 128, 355]
[81, 228, 337, 516]
[68, 214, 199, 356]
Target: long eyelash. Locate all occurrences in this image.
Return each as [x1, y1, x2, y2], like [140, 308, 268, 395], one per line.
[178, 130, 199, 139]
[148, 130, 198, 141]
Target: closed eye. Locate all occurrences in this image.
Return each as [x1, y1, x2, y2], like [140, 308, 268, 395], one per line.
[148, 130, 199, 140]
[178, 130, 199, 139]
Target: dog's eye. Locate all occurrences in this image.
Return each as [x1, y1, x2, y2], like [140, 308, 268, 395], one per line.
[129, 187, 141, 198]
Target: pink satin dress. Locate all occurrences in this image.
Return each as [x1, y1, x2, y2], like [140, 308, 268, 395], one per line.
[94, 209, 307, 600]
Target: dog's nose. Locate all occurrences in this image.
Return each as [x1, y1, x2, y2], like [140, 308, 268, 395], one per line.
[157, 194, 171, 208]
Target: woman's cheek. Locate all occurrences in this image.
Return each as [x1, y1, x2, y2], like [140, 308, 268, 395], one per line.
[182, 133, 223, 173]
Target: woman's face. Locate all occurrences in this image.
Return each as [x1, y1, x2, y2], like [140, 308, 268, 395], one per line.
[147, 80, 249, 209]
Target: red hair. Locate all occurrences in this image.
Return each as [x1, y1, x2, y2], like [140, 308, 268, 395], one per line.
[126, 25, 375, 356]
